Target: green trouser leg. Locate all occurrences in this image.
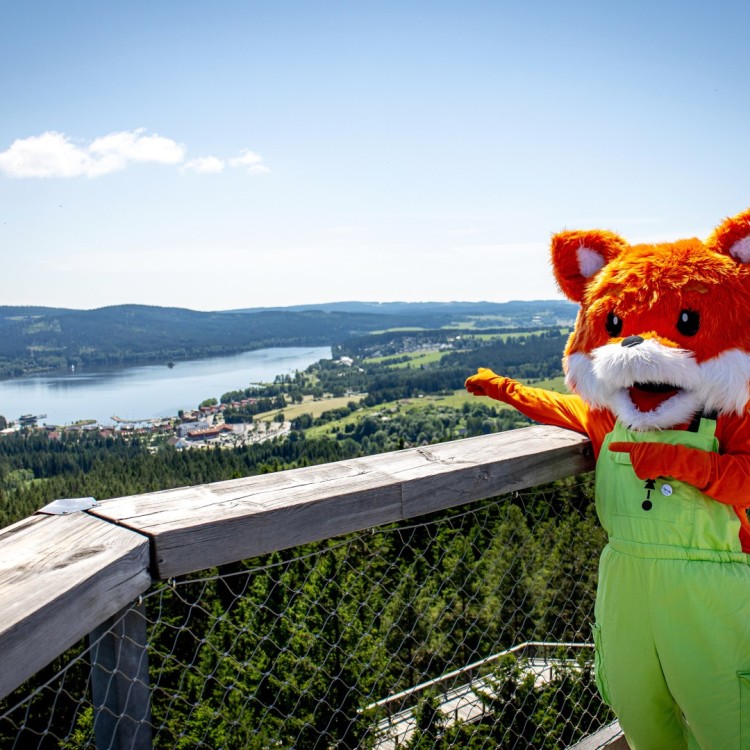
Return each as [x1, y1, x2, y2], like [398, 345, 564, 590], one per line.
[595, 418, 750, 749]
[596, 543, 750, 750]
[595, 546, 687, 750]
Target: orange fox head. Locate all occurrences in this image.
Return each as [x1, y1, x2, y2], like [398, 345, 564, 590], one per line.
[552, 208, 750, 430]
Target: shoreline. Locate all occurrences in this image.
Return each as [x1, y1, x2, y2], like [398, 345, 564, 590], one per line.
[0, 346, 332, 428]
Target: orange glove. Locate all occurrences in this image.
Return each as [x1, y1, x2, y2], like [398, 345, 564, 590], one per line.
[609, 441, 712, 488]
[465, 367, 508, 397]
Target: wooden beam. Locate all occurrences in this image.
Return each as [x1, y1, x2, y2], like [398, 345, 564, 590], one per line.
[0, 513, 151, 701]
[92, 425, 593, 579]
[568, 721, 629, 749]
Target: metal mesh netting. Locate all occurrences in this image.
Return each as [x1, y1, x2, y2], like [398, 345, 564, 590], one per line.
[0, 475, 615, 749]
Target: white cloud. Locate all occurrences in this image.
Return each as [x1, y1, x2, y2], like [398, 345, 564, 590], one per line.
[0, 132, 90, 178]
[183, 156, 226, 174]
[0, 129, 186, 178]
[89, 130, 184, 168]
[0, 130, 270, 179]
[229, 149, 270, 174]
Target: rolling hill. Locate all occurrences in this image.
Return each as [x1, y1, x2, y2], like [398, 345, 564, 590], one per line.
[0, 300, 576, 377]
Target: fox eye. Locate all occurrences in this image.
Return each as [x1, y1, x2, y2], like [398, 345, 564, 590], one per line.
[677, 309, 700, 336]
[605, 312, 623, 337]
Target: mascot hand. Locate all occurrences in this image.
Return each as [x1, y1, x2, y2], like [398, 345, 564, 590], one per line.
[609, 441, 712, 488]
[465, 367, 507, 396]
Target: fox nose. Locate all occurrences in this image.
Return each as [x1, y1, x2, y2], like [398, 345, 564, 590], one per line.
[621, 335, 645, 348]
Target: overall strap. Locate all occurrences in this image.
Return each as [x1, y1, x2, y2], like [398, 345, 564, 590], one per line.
[687, 411, 718, 435]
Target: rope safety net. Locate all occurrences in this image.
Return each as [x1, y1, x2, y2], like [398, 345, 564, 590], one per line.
[0, 475, 614, 749]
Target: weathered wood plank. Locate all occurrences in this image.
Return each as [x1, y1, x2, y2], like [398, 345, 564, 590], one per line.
[92, 425, 593, 579]
[568, 720, 629, 749]
[397, 424, 593, 517]
[0, 513, 151, 701]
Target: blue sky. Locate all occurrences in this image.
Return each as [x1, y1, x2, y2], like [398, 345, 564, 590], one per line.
[2, 0, 748, 311]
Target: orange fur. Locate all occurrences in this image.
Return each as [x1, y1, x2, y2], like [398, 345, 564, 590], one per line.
[706, 207, 750, 257]
[557, 227, 750, 365]
[550, 229, 628, 302]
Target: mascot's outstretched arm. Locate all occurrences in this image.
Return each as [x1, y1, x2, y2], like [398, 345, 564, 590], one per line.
[465, 366, 592, 437]
[466, 369, 750, 508]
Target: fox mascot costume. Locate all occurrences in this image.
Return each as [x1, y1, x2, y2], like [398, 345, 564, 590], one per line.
[466, 208, 750, 750]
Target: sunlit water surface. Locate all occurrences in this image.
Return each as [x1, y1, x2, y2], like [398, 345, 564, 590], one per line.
[0, 346, 331, 426]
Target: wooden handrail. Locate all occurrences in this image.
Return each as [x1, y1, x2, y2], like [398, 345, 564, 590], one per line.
[0, 425, 593, 701]
[0, 513, 151, 700]
[94, 424, 594, 578]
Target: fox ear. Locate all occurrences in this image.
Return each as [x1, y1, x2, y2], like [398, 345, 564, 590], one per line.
[550, 229, 628, 302]
[706, 208, 750, 263]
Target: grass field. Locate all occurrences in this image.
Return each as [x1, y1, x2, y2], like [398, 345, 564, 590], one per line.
[252, 394, 364, 424]
[303, 388, 528, 439]
[302, 397, 425, 439]
[363, 349, 451, 368]
[466, 328, 570, 342]
[449, 316, 512, 329]
[528, 375, 567, 392]
[369, 326, 428, 335]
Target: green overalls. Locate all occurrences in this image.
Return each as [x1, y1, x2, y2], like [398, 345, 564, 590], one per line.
[594, 417, 750, 750]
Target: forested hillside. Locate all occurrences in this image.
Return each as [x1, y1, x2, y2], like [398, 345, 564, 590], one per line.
[0, 305, 403, 376]
[235, 299, 576, 321]
[0, 300, 575, 377]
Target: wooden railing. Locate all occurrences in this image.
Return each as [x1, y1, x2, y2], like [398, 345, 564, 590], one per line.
[0, 424, 627, 748]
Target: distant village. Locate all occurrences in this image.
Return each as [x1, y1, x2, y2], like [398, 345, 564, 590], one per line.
[3, 396, 292, 450]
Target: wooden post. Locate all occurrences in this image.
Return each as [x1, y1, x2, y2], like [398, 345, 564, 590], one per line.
[90, 601, 152, 750]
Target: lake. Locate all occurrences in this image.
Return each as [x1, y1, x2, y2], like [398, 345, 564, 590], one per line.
[0, 346, 332, 427]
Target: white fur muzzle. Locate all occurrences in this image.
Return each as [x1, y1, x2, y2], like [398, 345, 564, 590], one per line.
[565, 341, 750, 430]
